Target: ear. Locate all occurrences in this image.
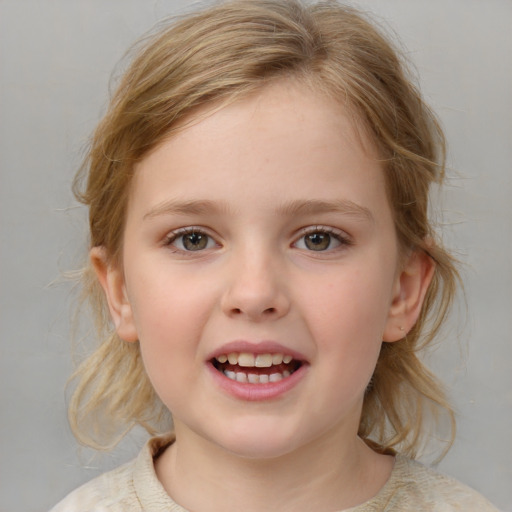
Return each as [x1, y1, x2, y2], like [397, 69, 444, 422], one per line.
[90, 246, 138, 342]
[383, 249, 435, 342]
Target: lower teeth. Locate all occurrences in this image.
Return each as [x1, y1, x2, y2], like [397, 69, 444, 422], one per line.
[224, 370, 291, 383]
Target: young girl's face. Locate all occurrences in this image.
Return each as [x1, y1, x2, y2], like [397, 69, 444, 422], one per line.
[97, 81, 426, 460]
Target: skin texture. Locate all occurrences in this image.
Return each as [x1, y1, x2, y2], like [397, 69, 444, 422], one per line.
[92, 81, 434, 511]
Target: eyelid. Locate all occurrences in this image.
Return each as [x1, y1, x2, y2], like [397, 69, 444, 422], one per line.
[296, 225, 351, 239]
[162, 224, 352, 254]
[164, 226, 220, 252]
[293, 225, 353, 250]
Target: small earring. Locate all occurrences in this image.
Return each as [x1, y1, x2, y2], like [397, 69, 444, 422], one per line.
[399, 326, 405, 332]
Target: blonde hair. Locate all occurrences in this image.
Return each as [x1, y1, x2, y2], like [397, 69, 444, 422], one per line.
[70, 0, 459, 456]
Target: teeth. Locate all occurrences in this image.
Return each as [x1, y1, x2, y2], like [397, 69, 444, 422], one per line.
[236, 372, 248, 383]
[238, 353, 255, 367]
[247, 373, 259, 384]
[216, 352, 293, 368]
[223, 370, 291, 384]
[272, 354, 283, 365]
[216, 351, 299, 385]
[255, 354, 273, 367]
[259, 374, 269, 384]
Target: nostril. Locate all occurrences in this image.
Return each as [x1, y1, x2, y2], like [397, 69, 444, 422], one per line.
[231, 307, 276, 315]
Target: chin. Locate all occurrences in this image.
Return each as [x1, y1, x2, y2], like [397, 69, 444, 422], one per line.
[206, 419, 310, 461]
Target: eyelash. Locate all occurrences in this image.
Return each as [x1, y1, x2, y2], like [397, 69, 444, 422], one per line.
[293, 226, 352, 252]
[164, 227, 218, 253]
[163, 225, 352, 254]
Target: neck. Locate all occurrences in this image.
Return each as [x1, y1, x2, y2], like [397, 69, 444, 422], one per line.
[155, 423, 394, 512]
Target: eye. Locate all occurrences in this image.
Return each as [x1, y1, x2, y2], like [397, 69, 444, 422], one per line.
[165, 228, 217, 252]
[294, 227, 350, 252]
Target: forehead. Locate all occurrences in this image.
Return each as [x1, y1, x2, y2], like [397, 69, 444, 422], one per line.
[129, 80, 388, 220]
[140, 78, 378, 167]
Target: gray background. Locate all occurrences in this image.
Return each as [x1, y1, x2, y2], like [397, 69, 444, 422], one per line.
[1, 1, 511, 511]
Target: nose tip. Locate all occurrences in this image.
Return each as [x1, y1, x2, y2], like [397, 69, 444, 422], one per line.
[221, 260, 290, 322]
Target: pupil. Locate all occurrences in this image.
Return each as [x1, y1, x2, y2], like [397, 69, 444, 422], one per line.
[306, 233, 330, 251]
[184, 232, 207, 250]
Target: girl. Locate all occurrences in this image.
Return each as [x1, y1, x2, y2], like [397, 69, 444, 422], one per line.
[52, 1, 498, 510]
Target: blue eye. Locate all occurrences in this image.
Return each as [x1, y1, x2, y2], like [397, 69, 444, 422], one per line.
[294, 228, 348, 251]
[166, 229, 216, 251]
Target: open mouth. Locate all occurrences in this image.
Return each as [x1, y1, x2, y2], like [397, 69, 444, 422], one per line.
[211, 352, 303, 384]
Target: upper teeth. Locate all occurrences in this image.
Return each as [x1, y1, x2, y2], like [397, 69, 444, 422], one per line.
[215, 352, 293, 367]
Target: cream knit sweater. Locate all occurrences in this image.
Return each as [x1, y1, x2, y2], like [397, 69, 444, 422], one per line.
[51, 435, 499, 511]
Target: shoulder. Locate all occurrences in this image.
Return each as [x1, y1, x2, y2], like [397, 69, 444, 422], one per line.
[50, 434, 181, 512]
[360, 455, 500, 512]
[49, 459, 137, 512]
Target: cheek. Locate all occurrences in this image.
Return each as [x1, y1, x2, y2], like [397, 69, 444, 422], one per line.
[310, 269, 394, 338]
[126, 273, 216, 393]
[302, 266, 394, 381]
[128, 266, 214, 339]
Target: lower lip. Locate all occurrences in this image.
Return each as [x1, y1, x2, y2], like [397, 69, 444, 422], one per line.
[206, 362, 308, 401]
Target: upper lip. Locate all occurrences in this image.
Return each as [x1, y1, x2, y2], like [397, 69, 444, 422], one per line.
[206, 340, 308, 362]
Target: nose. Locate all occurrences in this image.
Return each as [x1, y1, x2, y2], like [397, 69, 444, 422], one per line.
[220, 248, 290, 322]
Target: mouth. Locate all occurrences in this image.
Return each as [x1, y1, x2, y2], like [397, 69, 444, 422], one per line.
[211, 352, 303, 384]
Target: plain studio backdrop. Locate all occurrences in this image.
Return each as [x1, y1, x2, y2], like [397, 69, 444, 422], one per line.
[0, 1, 511, 511]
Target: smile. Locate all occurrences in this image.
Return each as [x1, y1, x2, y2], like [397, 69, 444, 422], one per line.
[211, 352, 303, 384]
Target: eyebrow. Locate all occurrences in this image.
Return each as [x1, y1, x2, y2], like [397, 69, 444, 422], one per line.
[277, 199, 374, 223]
[143, 199, 228, 219]
[143, 198, 374, 223]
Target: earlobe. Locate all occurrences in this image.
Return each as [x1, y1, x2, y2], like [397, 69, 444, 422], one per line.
[90, 247, 139, 342]
[383, 249, 435, 342]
